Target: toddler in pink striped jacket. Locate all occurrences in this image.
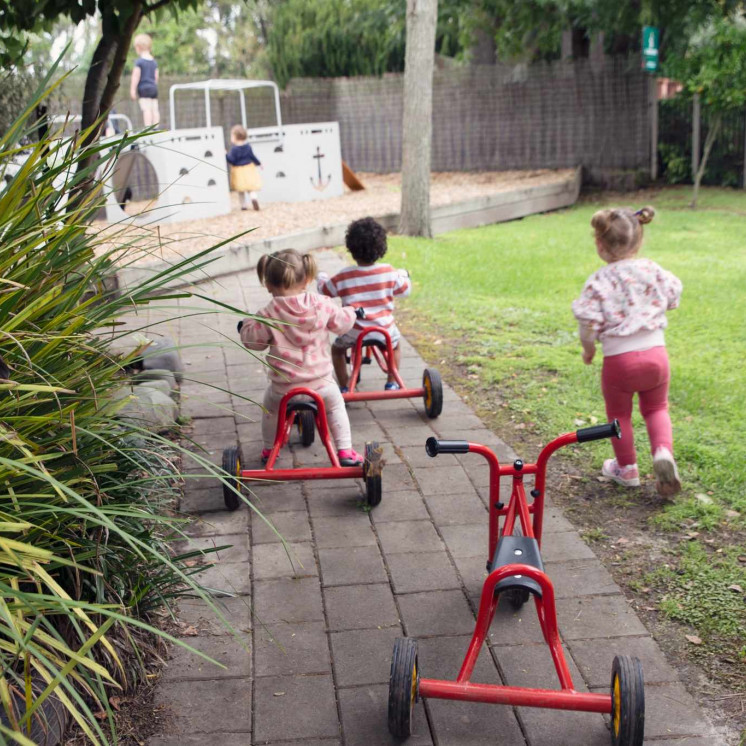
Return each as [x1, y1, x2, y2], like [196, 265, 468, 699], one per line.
[317, 217, 411, 392]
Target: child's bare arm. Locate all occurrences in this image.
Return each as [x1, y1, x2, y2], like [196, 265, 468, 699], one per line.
[393, 268, 411, 297]
[578, 322, 597, 365]
[130, 66, 140, 100]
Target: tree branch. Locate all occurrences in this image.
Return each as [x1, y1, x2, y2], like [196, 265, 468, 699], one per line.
[144, 0, 171, 14]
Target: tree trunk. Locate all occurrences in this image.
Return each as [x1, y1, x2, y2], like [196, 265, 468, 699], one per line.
[399, 0, 438, 237]
[691, 114, 721, 209]
[72, 2, 144, 211]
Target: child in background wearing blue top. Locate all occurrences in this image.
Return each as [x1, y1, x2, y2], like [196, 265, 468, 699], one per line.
[130, 34, 159, 127]
[226, 125, 263, 211]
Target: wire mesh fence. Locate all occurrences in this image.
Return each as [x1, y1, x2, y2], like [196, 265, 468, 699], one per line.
[57, 57, 651, 190]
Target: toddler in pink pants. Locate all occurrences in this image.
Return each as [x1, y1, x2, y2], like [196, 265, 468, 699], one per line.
[239, 249, 364, 466]
[572, 206, 683, 497]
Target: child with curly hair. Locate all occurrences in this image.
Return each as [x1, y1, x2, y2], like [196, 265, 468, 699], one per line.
[572, 206, 683, 497]
[317, 217, 411, 391]
[239, 249, 365, 465]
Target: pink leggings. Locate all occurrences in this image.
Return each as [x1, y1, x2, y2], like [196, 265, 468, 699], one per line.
[601, 347, 673, 467]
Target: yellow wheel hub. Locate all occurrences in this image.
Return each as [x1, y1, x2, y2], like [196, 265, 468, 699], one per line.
[612, 675, 621, 736]
[424, 376, 433, 408]
[411, 662, 417, 705]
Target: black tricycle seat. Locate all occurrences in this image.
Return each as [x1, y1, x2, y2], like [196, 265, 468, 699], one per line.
[489, 535, 545, 598]
[286, 400, 318, 415]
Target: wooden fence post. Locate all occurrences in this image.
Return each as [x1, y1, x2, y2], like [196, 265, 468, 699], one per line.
[692, 93, 700, 181]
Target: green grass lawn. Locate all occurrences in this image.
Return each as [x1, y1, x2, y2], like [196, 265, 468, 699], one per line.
[387, 186, 746, 675]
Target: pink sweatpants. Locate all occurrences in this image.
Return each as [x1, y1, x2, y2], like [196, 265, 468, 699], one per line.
[601, 346, 673, 467]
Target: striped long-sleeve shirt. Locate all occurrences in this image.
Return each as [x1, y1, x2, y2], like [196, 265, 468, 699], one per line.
[317, 263, 411, 332]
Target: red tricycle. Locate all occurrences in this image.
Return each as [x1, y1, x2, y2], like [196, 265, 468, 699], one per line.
[388, 420, 645, 746]
[342, 326, 443, 419]
[221, 386, 384, 511]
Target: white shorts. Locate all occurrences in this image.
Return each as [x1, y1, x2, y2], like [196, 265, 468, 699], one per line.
[333, 325, 401, 350]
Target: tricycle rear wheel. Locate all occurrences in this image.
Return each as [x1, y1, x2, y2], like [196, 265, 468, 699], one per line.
[363, 441, 383, 507]
[610, 655, 645, 746]
[423, 368, 443, 419]
[222, 446, 242, 511]
[388, 637, 418, 738]
[297, 410, 315, 447]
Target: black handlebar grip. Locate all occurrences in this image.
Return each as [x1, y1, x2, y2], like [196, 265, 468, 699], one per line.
[426, 437, 470, 457]
[576, 419, 622, 443]
[355, 306, 366, 319]
[237, 320, 244, 333]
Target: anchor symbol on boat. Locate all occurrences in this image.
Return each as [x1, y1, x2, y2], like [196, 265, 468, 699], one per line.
[310, 146, 332, 191]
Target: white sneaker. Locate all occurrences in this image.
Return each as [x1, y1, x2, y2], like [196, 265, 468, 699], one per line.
[653, 447, 681, 498]
[602, 459, 641, 487]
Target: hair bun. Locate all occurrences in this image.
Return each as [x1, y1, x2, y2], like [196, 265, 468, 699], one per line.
[590, 209, 612, 234]
[635, 206, 655, 225]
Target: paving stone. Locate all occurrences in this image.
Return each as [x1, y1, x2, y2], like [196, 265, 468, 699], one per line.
[179, 487, 225, 514]
[307, 486, 365, 517]
[175, 533, 248, 564]
[439, 524, 489, 558]
[556, 596, 649, 640]
[248, 481, 306, 514]
[184, 509, 249, 537]
[251, 510, 312, 544]
[416, 634, 499, 682]
[543, 558, 620, 599]
[411, 464, 473, 496]
[162, 633, 251, 681]
[517, 706, 609, 746]
[540, 531, 596, 562]
[496, 639, 585, 690]
[369, 489, 431, 523]
[338, 684, 432, 746]
[398, 590, 475, 637]
[614, 682, 712, 739]
[399, 445, 458, 468]
[387, 552, 461, 594]
[325, 583, 401, 631]
[330, 627, 401, 687]
[253, 542, 317, 579]
[425, 694, 525, 745]
[488, 603, 547, 646]
[431, 412, 486, 434]
[452, 554, 490, 600]
[149, 735, 250, 746]
[378, 462, 418, 492]
[154, 678, 251, 733]
[568, 635, 679, 687]
[424, 491, 488, 526]
[541, 507, 575, 533]
[313, 514, 377, 548]
[318, 545, 387, 586]
[195, 562, 251, 596]
[377, 520, 445, 555]
[191, 416, 237, 438]
[253, 577, 325, 623]
[176, 596, 252, 636]
[254, 673, 339, 741]
[254, 620, 331, 677]
[382, 425, 439, 448]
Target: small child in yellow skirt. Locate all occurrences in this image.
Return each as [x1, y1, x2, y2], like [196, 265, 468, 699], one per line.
[226, 124, 262, 211]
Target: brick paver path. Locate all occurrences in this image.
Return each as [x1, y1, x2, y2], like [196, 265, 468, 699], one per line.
[147, 251, 722, 746]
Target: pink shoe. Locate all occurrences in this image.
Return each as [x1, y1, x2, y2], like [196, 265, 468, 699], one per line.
[338, 448, 364, 466]
[261, 448, 271, 464]
[653, 447, 681, 498]
[602, 459, 640, 487]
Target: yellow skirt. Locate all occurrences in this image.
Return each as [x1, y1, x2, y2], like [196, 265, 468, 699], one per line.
[230, 163, 262, 192]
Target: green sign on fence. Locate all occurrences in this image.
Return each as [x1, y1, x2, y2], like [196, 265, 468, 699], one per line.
[642, 26, 660, 72]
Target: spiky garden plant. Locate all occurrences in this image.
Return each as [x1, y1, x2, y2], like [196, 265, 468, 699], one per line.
[0, 74, 255, 744]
